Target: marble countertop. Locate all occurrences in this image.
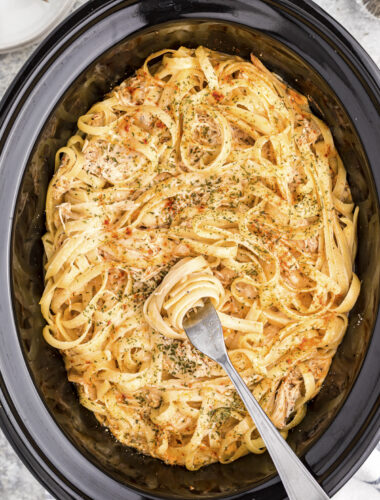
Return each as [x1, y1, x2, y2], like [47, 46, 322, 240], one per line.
[0, 0, 379, 499]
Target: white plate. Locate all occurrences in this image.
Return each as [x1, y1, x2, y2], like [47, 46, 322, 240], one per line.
[0, 0, 76, 54]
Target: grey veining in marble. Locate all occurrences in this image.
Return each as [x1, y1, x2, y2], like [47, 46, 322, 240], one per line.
[0, 0, 379, 499]
[0, 432, 52, 500]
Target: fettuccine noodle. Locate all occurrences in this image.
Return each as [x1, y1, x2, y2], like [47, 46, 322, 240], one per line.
[40, 47, 360, 470]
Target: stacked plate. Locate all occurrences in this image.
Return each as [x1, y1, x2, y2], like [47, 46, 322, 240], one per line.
[0, 0, 75, 54]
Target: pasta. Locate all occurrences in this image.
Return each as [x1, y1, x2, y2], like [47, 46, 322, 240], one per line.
[40, 46, 360, 470]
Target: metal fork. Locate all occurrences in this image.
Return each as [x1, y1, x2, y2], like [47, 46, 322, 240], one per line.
[183, 299, 329, 500]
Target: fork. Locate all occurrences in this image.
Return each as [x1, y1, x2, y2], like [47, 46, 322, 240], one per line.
[183, 299, 329, 500]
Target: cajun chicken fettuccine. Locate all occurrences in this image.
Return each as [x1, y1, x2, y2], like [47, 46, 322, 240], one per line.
[41, 47, 360, 470]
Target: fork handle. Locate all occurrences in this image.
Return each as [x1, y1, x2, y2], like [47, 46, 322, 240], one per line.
[222, 357, 329, 500]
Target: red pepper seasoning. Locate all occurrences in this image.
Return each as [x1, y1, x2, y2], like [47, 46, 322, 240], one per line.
[212, 91, 224, 102]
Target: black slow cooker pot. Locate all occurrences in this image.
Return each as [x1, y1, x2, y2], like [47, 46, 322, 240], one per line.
[0, 1, 379, 499]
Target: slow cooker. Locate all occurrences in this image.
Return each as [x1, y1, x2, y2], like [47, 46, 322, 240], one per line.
[0, 1, 379, 499]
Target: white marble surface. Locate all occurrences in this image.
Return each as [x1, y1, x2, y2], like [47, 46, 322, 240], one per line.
[0, 0, 379, 499]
